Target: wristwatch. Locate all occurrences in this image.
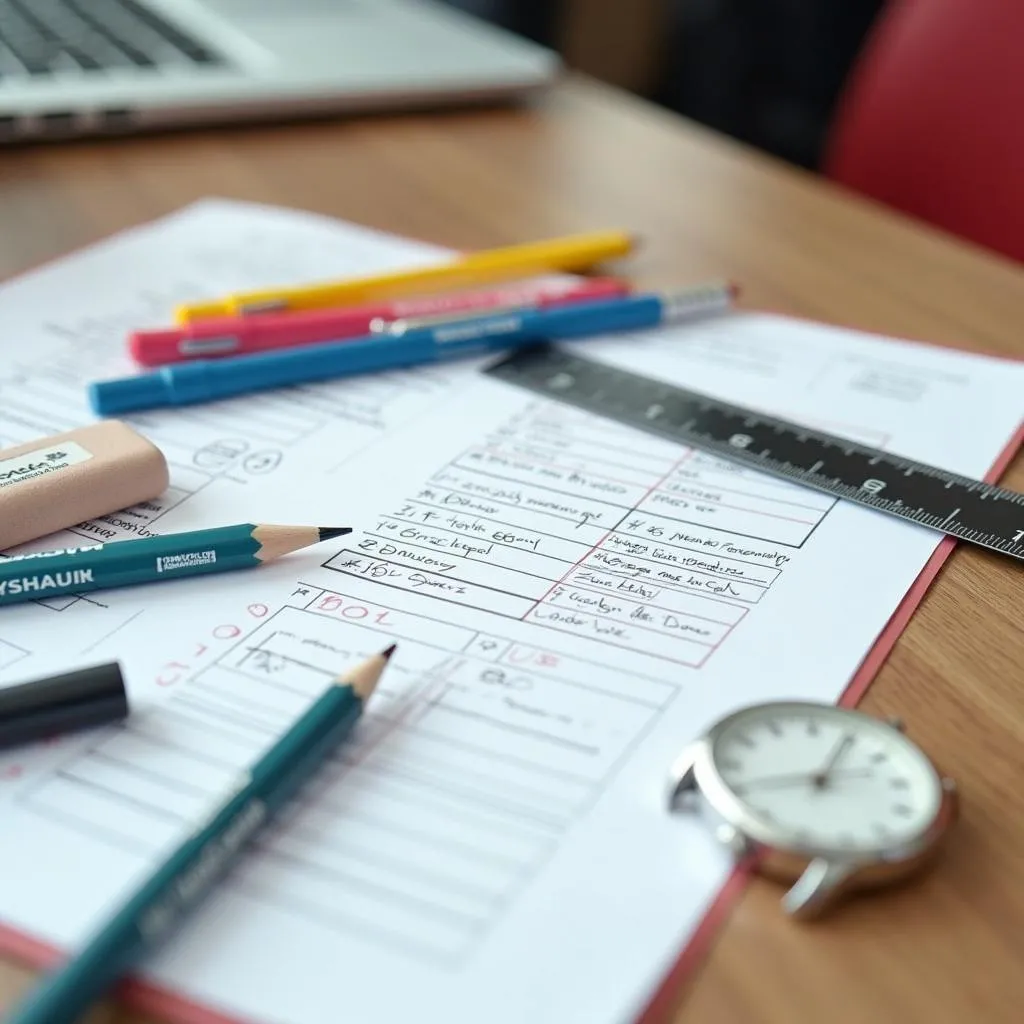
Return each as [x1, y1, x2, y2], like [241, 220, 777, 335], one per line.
[667, 700, 959, 919]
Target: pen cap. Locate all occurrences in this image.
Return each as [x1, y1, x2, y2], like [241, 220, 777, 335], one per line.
[0, 661, 129, 750]
[0, 420, 169, 550]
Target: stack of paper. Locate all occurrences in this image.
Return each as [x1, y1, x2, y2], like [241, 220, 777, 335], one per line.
[0, 201, 1020, 1024]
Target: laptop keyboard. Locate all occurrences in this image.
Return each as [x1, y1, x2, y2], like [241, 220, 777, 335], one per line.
[0, 0, 223, 76]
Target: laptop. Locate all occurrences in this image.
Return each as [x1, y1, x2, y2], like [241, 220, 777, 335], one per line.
[0, 0, 560, 142]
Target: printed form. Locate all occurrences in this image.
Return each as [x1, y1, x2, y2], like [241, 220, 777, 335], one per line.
[0, 258, 1022, 1024]
[0, 200, 482, 668]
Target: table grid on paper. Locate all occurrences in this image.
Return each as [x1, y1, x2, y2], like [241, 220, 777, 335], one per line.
[0, 637, 29, 673]
[15, 588, 673, 964]
[324, 399, 838, 670]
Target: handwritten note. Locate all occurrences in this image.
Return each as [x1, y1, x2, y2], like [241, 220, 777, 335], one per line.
[0, 206, 1022, 1024]
[328, 398, 838, 669]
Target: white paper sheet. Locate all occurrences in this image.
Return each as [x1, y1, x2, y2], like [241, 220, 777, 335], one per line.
[0, 200, 480, 671]
[0, 207, 1022, 1024]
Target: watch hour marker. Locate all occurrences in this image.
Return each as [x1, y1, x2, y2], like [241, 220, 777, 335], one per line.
[734, 734, 755, 748]
[889, 777, 909, 790]
[719, 758, 741, 772]
[766, 719, 783, 737]
[805, 720, 819, 736]
[870, 750, 888, 764]
[892, 803, 913, 817]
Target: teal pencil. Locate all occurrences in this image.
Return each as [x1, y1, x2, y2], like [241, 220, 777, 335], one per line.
[0, 523, 350, 607]
[4, 643, 397, 1024]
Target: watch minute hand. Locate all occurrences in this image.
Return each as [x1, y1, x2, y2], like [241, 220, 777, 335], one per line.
[732, 767, 874, 795]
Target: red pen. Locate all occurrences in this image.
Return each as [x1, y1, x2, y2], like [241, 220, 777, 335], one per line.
[128, 276, 630, 367]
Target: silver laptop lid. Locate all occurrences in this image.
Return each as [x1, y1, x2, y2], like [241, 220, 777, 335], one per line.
[0, 0, 559, 141]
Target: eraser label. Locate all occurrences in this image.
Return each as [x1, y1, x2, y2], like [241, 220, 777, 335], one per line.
[0, 441, 93, 490]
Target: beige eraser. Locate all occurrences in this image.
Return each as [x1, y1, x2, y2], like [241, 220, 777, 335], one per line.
[0, 421, 169, 551]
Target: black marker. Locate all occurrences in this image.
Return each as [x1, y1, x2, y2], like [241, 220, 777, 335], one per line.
[0, 662, 129, 750]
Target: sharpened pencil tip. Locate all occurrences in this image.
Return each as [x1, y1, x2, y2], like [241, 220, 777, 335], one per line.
[317, 526, 353, 542]
[346, 645, 398, 701]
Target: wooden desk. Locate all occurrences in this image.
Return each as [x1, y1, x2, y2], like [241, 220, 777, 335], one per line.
[1, 76, 1023, 1024]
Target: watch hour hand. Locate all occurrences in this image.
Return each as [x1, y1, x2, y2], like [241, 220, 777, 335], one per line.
[781, 858, 855, 920]
[812, 732, 854, 788]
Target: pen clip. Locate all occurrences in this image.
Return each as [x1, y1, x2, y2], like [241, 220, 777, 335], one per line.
[179, 336, 242, 356]
[370, 302, 537, 337]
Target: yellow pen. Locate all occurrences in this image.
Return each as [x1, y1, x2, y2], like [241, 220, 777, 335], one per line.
[175, 229, 638, 322]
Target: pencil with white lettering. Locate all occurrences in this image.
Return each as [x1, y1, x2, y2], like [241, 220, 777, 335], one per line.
[0, 523, 350, 607]
[4, 643, 397, 1024]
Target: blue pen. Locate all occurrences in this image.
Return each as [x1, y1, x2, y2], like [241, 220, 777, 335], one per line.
[90, 283, 734, 414]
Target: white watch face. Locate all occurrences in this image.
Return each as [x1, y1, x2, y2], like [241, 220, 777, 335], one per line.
[708, 703, 943, 856]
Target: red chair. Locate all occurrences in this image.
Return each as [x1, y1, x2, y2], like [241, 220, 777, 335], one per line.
[823, 0, 1024, 264]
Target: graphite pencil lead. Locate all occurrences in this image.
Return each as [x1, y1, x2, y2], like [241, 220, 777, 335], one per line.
[317, 526, 353, 542]
[343, 644, 397, 702]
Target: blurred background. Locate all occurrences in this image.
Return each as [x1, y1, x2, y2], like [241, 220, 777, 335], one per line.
[441, 0, 885, 171]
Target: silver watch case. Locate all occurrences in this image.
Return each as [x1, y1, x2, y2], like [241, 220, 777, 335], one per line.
[666, 702, 958, 919]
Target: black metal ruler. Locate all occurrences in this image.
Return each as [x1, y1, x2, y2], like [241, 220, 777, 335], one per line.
[485, 345, 1024, 563]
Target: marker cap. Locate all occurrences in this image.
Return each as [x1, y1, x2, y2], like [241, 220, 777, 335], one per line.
[0, 661, 129, 750]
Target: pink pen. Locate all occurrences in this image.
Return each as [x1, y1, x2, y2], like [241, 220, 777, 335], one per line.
[128, 276, 630, 366]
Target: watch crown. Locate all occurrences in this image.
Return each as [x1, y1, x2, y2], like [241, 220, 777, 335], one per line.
[886, 716, 906, 732]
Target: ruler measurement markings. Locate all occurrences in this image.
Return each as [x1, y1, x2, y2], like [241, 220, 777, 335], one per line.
[485, 347, 1024, 564]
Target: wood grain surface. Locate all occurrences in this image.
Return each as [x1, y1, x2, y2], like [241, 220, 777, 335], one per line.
[1, 76, 1022, 1024]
